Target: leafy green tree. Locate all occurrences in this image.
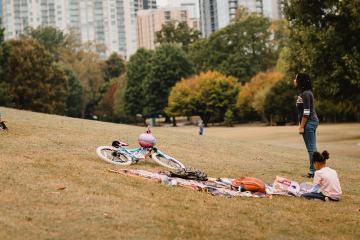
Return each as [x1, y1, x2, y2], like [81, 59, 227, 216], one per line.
[0, 18, 4, 43]
[187, 39, 211, 74]
[224, 109, 235, 127]
[284, 0, 360, 119]
[275, 47, 290, 74]
[167, 71, 239, 127]
[142, 43, 193, 118]
[1, 39, 68, 114]
[103, 53, 125, 81]
[124, 48, 153, 117]
[68, 50, 105, 118]
[156, 21, 201, 51]
[21, 26, 71, 61]
[269, 19, 289, 58]
[0, 18, 10, 105]
[315, 99, 343, 123]
[237, 71, 283, 121]
[0, 82, 13, 106]
[188, 12, 276, 83]
[264, 79, 297, 125]
[113, 75, 130, 122]
[234, 5, 252, 21]
[96, 78, 119, 121]
[64, 68, 84, 117]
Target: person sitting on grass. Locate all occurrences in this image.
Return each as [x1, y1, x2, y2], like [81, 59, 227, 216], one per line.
[0, 113, 8, 131]
[302, 151, 342, 201]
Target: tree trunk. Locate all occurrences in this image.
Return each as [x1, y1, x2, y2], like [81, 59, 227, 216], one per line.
[201, 115, 210, 127]
[172, 116, 177, 127]
[164, 115, 171, 123]
[143, 117, 147, 126]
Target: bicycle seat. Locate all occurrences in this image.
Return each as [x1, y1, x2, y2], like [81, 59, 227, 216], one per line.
[112, 140, 129, 148]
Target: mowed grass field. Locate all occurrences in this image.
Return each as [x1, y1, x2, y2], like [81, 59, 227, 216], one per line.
[1, 107, 359, 240]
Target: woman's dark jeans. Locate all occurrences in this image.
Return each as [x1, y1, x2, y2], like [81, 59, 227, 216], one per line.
[303, 120, 318, 174]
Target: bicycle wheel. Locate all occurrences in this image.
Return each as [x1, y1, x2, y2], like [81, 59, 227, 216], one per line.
[96, 146, 133, 165]
[151, 150, 185, 170]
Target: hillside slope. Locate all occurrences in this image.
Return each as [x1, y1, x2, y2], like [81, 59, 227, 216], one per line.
[0, 107, 359, 240]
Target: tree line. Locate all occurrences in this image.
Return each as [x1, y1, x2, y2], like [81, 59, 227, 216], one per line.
[1, 1, 359, 125]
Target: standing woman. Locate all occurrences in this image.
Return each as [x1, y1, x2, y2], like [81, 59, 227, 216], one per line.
[294, 73, 319, 178]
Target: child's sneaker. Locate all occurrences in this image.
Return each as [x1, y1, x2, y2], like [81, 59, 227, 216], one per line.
[306, 173, 314, 178]
[325, 197, 329, 202]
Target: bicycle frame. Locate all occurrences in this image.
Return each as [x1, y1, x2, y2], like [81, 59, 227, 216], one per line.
[116, 146, 153, 161]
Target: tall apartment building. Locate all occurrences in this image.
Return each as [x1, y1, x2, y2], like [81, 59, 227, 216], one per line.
[239, 0, 282, 19]
[238, 0, 263, 16]
[199, 0, 283, 37]
[137, 7, 196, 50]
[156, 0, 200, 31]
[134, 0, 157, 13]
[199, 0, 229, 38]
[158, 0, 199, 18]
[142, 0, 157, 9]
[1, 0, 157, 58]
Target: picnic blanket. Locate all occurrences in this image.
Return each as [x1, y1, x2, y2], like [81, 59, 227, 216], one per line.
[109, 169, 268, 198]
[109, 169, 314, 199]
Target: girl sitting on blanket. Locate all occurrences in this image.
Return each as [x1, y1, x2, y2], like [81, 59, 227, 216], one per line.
[302, 151, 342, 201]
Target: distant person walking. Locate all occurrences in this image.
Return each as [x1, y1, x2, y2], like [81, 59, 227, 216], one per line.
[198, 120, 204, 136]
[294, 73, 319, 178]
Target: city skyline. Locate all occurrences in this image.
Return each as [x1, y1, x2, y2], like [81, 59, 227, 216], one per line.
[1, 0, 157, 58]
[0, 0, 283, 58]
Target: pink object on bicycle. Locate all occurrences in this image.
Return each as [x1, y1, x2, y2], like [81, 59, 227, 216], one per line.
[138, 132, 156, 148]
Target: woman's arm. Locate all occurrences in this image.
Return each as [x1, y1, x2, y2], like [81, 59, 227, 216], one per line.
[299, 92, 311, 134]
[299, 116, 308, 134]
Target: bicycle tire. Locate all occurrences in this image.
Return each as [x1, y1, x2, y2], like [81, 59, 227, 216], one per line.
[96, 146, 133, 165]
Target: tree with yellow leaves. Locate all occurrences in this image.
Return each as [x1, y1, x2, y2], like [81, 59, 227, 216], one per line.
[236, 71, 284, 122]
[167, 71, 239, 127]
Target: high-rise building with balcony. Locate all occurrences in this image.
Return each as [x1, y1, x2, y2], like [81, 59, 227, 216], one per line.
[155, 0, 200, 33]
[142, 0, 157, 10]
[0, 0, 157, 58]
[158, 0, 199, 19]
[137, 7, 197, 50]
[199, 0, 283, 37]
[238, 0, 263, 15]
[199, 0, 230, 37]
[238, 0, 283, 20]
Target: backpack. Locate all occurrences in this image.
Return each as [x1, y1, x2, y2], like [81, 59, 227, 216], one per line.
[231, 177, 266, 193]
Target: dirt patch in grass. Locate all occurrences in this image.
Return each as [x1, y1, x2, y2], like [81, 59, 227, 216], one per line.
[1, 107, 359, 240]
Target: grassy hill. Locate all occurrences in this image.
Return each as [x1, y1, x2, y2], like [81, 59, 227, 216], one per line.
[0, 107, 359, 239]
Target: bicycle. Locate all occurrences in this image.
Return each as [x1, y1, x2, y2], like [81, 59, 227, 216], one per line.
[96, 128, 186, 170]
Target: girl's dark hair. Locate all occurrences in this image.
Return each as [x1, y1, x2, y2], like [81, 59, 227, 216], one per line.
[295, 73, 312, 91]
[313, 151, 330, 163]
